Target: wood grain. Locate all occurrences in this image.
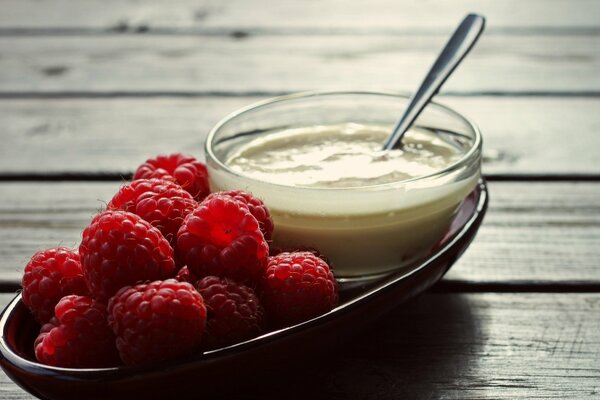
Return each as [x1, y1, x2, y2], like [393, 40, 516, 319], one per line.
[0, 34, 598, 95]
[0, 292, 599, 399]
[1, 96, 599, 176]
[0, 181, 598, 287]
[1, 0, 598, 32]
[0, 1, 597, 399]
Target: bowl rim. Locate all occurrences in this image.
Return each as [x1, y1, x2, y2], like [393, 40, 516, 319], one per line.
[0, 180, 488, 381]
[205, 90, 483, 192]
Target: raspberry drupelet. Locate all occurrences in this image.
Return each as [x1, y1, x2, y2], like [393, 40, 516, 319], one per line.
[175, 266, 200, 285]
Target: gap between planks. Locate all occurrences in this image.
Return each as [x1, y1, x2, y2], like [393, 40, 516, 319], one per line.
[1, 91, 600, 99]
[1, 174, 600, 182]
[0, 26, 599, 37]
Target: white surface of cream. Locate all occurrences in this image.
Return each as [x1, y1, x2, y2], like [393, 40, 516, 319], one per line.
[225, 124, 462, 188]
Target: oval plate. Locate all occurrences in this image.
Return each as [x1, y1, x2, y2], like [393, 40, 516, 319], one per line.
[0, 180, 488, 400]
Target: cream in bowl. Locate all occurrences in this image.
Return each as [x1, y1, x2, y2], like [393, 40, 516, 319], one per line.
[205, 92, 482, 281]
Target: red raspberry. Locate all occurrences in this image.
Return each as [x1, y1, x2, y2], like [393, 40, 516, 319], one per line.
[21, 248, 90, 324]
[261, 252, 338, 326]
[34, 295, 120, 368]
[205, 191, 274, 241]
[133, 153, 210, 201]
[177, 195, 269, 284]
[108, 279, 206, 365]
[196, 276, 264, 349]
[107, 178, 198, 246]
[175, 266, 200, 284]
[79, 211, 176, 302]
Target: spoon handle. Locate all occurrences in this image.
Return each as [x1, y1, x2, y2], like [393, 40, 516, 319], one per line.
[383, 13, 485, 150]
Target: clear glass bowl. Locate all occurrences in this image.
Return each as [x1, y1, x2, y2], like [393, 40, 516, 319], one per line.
[205, 91, 482, 281]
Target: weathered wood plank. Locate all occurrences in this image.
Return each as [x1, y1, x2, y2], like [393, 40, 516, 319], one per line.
[1, 293, 599, 399]
[0, 34, 598, 94]
[0, 181, 598, 286]
[1, 96, 599, 175]
[450, 181, 600, 285]
[1, 0, 598, 32]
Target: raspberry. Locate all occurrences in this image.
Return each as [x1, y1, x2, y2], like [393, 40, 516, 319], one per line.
[195, 276, 264, 349]
[108, 279, 206, 365]
[107, 178, 198, 246]
[177, 195, 269, 284]
[79, 211, 176, 302]
[261, 252, 338, 326]
[175, 266, 200, 284]
[34, 295, 120, 368]
[21, 248, 90, 324]
[205, 191, 274, 241]
[133, 153, 210, 201]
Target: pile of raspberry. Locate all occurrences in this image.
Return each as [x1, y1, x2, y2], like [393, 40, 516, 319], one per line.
[21, 153, 338, 368]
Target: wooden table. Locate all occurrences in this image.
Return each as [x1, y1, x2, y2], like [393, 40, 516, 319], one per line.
[1, 1, 599, 398]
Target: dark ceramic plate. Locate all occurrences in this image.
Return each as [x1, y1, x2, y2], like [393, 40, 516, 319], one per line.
[0, 180, 488, 400]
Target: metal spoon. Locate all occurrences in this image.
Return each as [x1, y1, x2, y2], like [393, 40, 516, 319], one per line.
[382, 13, 486, 150]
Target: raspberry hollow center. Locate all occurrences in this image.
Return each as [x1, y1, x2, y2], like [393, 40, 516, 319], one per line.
[210, 223, 241, 247]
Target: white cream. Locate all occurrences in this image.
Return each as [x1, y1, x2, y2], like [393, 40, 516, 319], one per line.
[226, 124, 462, 188]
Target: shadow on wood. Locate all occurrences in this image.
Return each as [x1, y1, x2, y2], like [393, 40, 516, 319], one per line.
[233, 293, 481, 400]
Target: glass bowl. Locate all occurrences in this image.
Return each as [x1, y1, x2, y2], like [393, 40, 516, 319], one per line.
[205, 91, 482, 281]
